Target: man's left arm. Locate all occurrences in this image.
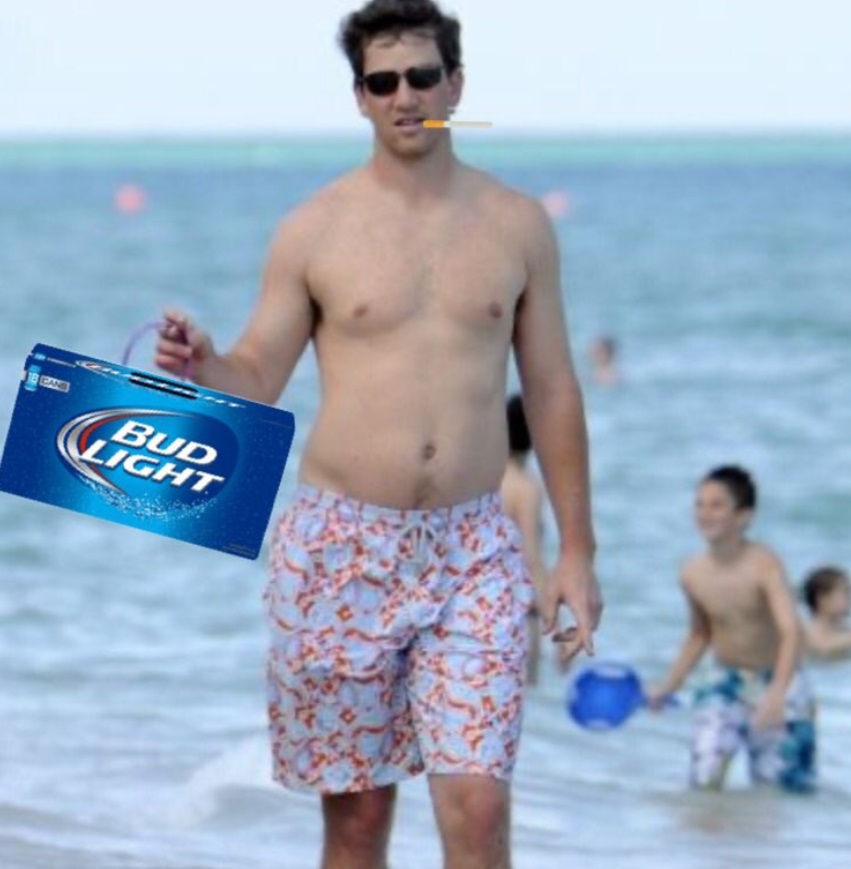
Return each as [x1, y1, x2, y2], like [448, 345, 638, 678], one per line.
[513, 200, 601, 658]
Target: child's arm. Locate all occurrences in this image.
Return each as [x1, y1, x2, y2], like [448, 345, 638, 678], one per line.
[755, 557, 803, 728]
[805, 625, 851, 660]
[649, 576, 710, 701]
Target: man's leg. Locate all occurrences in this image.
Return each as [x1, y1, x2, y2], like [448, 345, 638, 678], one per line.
[321, 785, 397, 869]
[428, 774, 511, 869]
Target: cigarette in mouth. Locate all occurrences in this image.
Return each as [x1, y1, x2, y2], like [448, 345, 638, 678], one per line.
[422, 120, 493, 129]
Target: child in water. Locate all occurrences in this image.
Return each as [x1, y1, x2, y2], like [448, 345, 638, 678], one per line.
[648, 465, 816, 793]
[800, 566, 851, 659]
[500, 394, 546, 685]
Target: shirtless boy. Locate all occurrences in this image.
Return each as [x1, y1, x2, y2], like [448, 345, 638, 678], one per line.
[648, 465, 816, 794]
[155, 2, 601, 866]
[801, 565, 851, 659]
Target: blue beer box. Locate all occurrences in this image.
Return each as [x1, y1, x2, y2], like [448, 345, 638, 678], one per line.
[0, 343, 296, 559]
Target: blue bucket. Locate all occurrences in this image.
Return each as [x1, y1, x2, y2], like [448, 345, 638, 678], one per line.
[566, 661, 647, 731]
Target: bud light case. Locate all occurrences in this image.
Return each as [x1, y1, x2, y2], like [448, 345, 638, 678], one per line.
[0, 344, 296, 559]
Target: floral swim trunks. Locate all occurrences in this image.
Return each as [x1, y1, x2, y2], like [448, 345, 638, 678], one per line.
[690, 664, 817, 793]
[263, 484, 535, 794]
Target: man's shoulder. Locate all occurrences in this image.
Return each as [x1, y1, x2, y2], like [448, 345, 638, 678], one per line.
[269, 170, 361, 255]
[466, 166, 550, 226]
[282, 171, 359, 229]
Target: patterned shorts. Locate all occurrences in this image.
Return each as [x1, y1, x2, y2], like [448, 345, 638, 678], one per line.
[690, 664, 817, 793]
[263, 484, 534, 794]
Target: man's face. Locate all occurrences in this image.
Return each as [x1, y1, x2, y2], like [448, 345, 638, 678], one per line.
[355, 32, 463, 158]
[694, 481, 751, 544]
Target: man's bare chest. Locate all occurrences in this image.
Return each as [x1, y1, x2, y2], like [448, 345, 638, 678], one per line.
[308, 222, 526, 335]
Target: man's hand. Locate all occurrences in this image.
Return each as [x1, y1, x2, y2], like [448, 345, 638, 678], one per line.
[541, 552, 602, 666]
[155, 309, 214, 380]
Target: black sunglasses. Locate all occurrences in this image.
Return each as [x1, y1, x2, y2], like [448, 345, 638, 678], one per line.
[357, 64, 444, 97]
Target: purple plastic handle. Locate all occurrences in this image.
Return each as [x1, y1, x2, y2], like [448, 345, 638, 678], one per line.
[122, 319, 192, 380]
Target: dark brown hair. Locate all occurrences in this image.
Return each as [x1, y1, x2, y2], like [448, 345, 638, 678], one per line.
[702, 465, 757, 511]
[801, 565, 849, 613]
[507, 394, 532, 455]
[338, 0, 462, 80]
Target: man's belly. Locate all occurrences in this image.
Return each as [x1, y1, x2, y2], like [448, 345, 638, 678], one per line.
[298, 408, 508, 509]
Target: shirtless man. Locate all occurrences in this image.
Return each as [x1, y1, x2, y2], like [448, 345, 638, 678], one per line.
[648, 466, 816, 794]
[155, 2, 600, 866]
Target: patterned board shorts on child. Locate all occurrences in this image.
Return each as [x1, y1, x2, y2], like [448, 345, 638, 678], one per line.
[690, 664, 817, 793]
[263, 484, 535, 794]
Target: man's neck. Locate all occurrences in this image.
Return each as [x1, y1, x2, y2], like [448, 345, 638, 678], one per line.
[369, 139, 459, 202]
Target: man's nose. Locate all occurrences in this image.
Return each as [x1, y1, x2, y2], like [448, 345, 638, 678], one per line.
[393, 79, 418, 106]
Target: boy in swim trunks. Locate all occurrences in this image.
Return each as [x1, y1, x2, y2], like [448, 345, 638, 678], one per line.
[800, 565, 851, 659]
[648, 466, 816, 794]
[155, 2, 601, 865]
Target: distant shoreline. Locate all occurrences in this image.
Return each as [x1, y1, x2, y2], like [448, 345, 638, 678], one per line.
[1, 130, 849, 170]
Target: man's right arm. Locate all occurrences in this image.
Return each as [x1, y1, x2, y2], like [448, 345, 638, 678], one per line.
[157, 213, 315, 405]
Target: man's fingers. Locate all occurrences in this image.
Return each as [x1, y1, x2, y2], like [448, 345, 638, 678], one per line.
[558, 640, 583, 668]
[579, 622, 595, 656]
[551, 626, 584, 669]
[551, 625, 578, 644]
[552, 622, 596, 659]
[160, 316, 189, 343]
[539, 598, 557, 635]
[591, 598, 604, 630]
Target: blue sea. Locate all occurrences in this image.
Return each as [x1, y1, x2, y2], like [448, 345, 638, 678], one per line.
[1, 133, 850, 868]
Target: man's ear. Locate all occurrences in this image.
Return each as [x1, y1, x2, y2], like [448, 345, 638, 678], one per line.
[447, 66, 464, 114]
[354, 82, 369, 118]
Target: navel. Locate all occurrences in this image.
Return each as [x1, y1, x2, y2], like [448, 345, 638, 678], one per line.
[488, 301, 503, 319]
[353, 303, 369, 318]
[421, 442, 437, 461]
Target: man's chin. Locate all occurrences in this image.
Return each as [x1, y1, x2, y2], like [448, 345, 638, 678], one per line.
[379, 132, 435, 159]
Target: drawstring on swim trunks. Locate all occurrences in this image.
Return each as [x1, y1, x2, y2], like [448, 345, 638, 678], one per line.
[399, 520, 438, 570]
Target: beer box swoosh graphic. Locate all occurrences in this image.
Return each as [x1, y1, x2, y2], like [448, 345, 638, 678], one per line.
[58, 408, 185, 491]
[55, 408, 239, 507]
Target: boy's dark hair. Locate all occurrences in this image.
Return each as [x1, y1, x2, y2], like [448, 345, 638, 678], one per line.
[506, 393, 532, 455]
[801, 565, 849, 613]
[338, 0, 462, 80]
[702, 465, 757, 511]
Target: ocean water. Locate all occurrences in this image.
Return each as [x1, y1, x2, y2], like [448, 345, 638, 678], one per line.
[1, 133, 851, 869]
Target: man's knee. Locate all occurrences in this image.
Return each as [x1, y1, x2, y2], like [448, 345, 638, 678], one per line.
[432, 776, 511, 851]
[322, 786, 396, 855]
